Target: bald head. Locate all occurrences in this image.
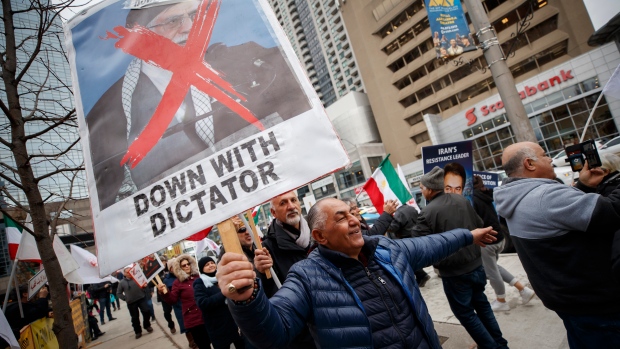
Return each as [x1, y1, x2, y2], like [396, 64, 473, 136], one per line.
[502, 142, 555, 179]
[307, 198, 339, 231]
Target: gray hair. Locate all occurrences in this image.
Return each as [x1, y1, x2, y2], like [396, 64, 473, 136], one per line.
[503, 147, 538, 177]
[341, 197, 357, 206]
[600, 153, 620, 172]
[307, 199, 329, 231]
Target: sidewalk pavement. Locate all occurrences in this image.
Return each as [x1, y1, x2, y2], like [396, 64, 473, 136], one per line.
[420, 253, 569, 349]
[86, 300, 180, 349]
[89, 253, 570, 349]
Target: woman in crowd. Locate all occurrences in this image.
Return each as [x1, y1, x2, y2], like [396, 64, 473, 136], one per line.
[472, 175, 535, 311]
[157, 254, 211, 349]
[194, 256, 245, 349]
[594, 153, 620, 196]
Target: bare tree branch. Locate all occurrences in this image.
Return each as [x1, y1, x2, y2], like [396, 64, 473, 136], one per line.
[34, 166, 84, 183]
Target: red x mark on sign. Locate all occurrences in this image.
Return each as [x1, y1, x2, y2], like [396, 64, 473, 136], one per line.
[106, 0, 265, 168]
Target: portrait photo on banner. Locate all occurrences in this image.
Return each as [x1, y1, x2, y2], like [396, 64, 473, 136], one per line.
[421, 140, 474, 204]
[68, 0, 312, 211]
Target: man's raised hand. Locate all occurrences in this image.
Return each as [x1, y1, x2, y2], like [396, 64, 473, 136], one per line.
[217, 253, 256, 302]
[471, 226, 497, 247]
[254, 248, 273, 274]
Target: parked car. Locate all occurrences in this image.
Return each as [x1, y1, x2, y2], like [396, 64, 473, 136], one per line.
[361, 213, 380, 227]
[600, 135, 620, 156]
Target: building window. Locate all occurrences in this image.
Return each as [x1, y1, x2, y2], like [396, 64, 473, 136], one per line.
[413, 131, 430, 144]
[368, 156, 383, 173]
[335, 161, 366, 190]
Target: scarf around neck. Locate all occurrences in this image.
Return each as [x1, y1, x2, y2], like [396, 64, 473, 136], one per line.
[277, 217, 311, 249]
[199, 274, 218, 288]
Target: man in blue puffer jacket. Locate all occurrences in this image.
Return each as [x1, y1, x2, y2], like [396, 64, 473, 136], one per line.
[217, 198, 497, 349]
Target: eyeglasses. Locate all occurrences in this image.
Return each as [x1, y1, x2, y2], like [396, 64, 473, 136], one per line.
[237, 227, 247, 234]
[181, 263, 190, 268]
[149, 11, 197, 31]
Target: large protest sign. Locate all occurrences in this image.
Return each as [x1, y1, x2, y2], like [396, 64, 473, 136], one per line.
[64, 0, 349, 275]
[425, 0, 476, 59]
[422, 140, 474, 203]
[473, 171, 500, 189]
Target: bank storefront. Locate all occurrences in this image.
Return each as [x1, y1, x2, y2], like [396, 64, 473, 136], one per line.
[403, 42, 620, 178]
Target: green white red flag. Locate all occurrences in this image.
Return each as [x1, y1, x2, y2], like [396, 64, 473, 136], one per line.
[4, 216, 21, 260]
[362, 155, 412, 214]
[252, 205, 261, 225]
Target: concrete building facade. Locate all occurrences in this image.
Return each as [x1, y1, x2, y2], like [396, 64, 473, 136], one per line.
[268, 0, 365, 106]
[341, 0, 598, 165]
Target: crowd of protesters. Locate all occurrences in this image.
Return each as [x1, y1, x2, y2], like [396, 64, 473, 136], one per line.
[5, 141, 618, 349]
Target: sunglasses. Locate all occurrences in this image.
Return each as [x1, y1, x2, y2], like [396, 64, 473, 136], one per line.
[181, 263, 190, 267]
[237, 227, 247, 233]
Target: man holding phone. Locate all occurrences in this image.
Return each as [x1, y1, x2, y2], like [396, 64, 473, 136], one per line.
[495, 141, 620, 348]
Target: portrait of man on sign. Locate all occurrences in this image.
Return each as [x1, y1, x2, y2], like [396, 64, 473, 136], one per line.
[75, 0, 311, 210]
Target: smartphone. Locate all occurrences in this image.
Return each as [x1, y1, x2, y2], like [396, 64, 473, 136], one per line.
[564, 139, 602, 172]
[565, 144, 584, 172]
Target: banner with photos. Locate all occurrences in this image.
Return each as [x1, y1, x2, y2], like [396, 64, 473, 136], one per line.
[425, 0, 476, 59]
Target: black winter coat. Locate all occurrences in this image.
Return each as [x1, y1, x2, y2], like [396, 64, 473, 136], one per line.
[413, 192, 484, 277]
[89, 282, 111, 299]
[386, 205, 419, 239]
[193, 277, 241, 349]
[361, 212, 393, 236]
[597, 171, 620, 197]
[472, 189, 505, 245]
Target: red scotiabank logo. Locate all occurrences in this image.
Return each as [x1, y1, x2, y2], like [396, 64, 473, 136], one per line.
[465, 69, 574, 126]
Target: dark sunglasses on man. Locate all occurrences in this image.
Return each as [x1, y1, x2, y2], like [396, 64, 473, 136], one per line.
[237, 227, 247, 233]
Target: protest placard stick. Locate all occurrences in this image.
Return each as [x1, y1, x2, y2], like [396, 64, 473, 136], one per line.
[244, 210, 272, 279]
[238, 213, 282, 289]
[154, 275, 167, 294]
[217, 219, 243, 254]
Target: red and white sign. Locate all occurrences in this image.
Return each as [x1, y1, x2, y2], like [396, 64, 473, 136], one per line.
[64, 0, 349, 275]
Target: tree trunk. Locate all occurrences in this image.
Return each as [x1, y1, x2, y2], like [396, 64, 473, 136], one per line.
[1, 0, 78, 346]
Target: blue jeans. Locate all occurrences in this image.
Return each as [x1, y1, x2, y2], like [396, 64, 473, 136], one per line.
[442, 266, 508, 349]
[146, 299, 155, 320]
[556, 311, 620, 349]
[98, 297, 113, 322]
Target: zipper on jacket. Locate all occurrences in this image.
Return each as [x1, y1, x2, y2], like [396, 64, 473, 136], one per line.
[365, 267, 408, 347]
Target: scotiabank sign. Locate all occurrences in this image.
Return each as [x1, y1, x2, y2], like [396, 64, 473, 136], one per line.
[465, 69, 575, 126]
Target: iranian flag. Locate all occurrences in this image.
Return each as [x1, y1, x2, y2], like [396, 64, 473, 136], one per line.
[4, 216, 21, 260]
[362, 155, 412, 214]
[251, 205, 261, 225]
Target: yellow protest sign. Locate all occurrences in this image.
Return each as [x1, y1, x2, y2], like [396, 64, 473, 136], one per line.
[30, 318, 59, 349]
[18, 325, 35, 349]
[70, 298, 86, 347]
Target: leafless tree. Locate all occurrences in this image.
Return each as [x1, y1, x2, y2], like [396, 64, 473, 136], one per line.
[1, 0, 92, 347]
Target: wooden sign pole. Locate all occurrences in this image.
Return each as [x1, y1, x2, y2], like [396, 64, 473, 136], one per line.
[245, 210, 272, 279]
[217, 219, 243, 255]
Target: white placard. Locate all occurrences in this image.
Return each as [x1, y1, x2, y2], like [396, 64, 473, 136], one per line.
[28, 269, 47, 300]
[64, 0, 349, 275]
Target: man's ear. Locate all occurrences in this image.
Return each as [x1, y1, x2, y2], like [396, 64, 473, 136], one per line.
[270, 207, 276, 217]
[312, 229, 327, 244]
[523, 158, 536, 171]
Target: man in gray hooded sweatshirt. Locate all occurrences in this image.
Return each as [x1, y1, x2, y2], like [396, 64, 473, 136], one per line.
[494, 141, 620, 349]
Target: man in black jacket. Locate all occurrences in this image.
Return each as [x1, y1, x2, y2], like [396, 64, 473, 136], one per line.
[5, 286, 50, 340]
[387, 204, 431, 286]
[413, 166, 508, 349]
[89, 281, 116, 324]
[254, 190, 316, 349]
